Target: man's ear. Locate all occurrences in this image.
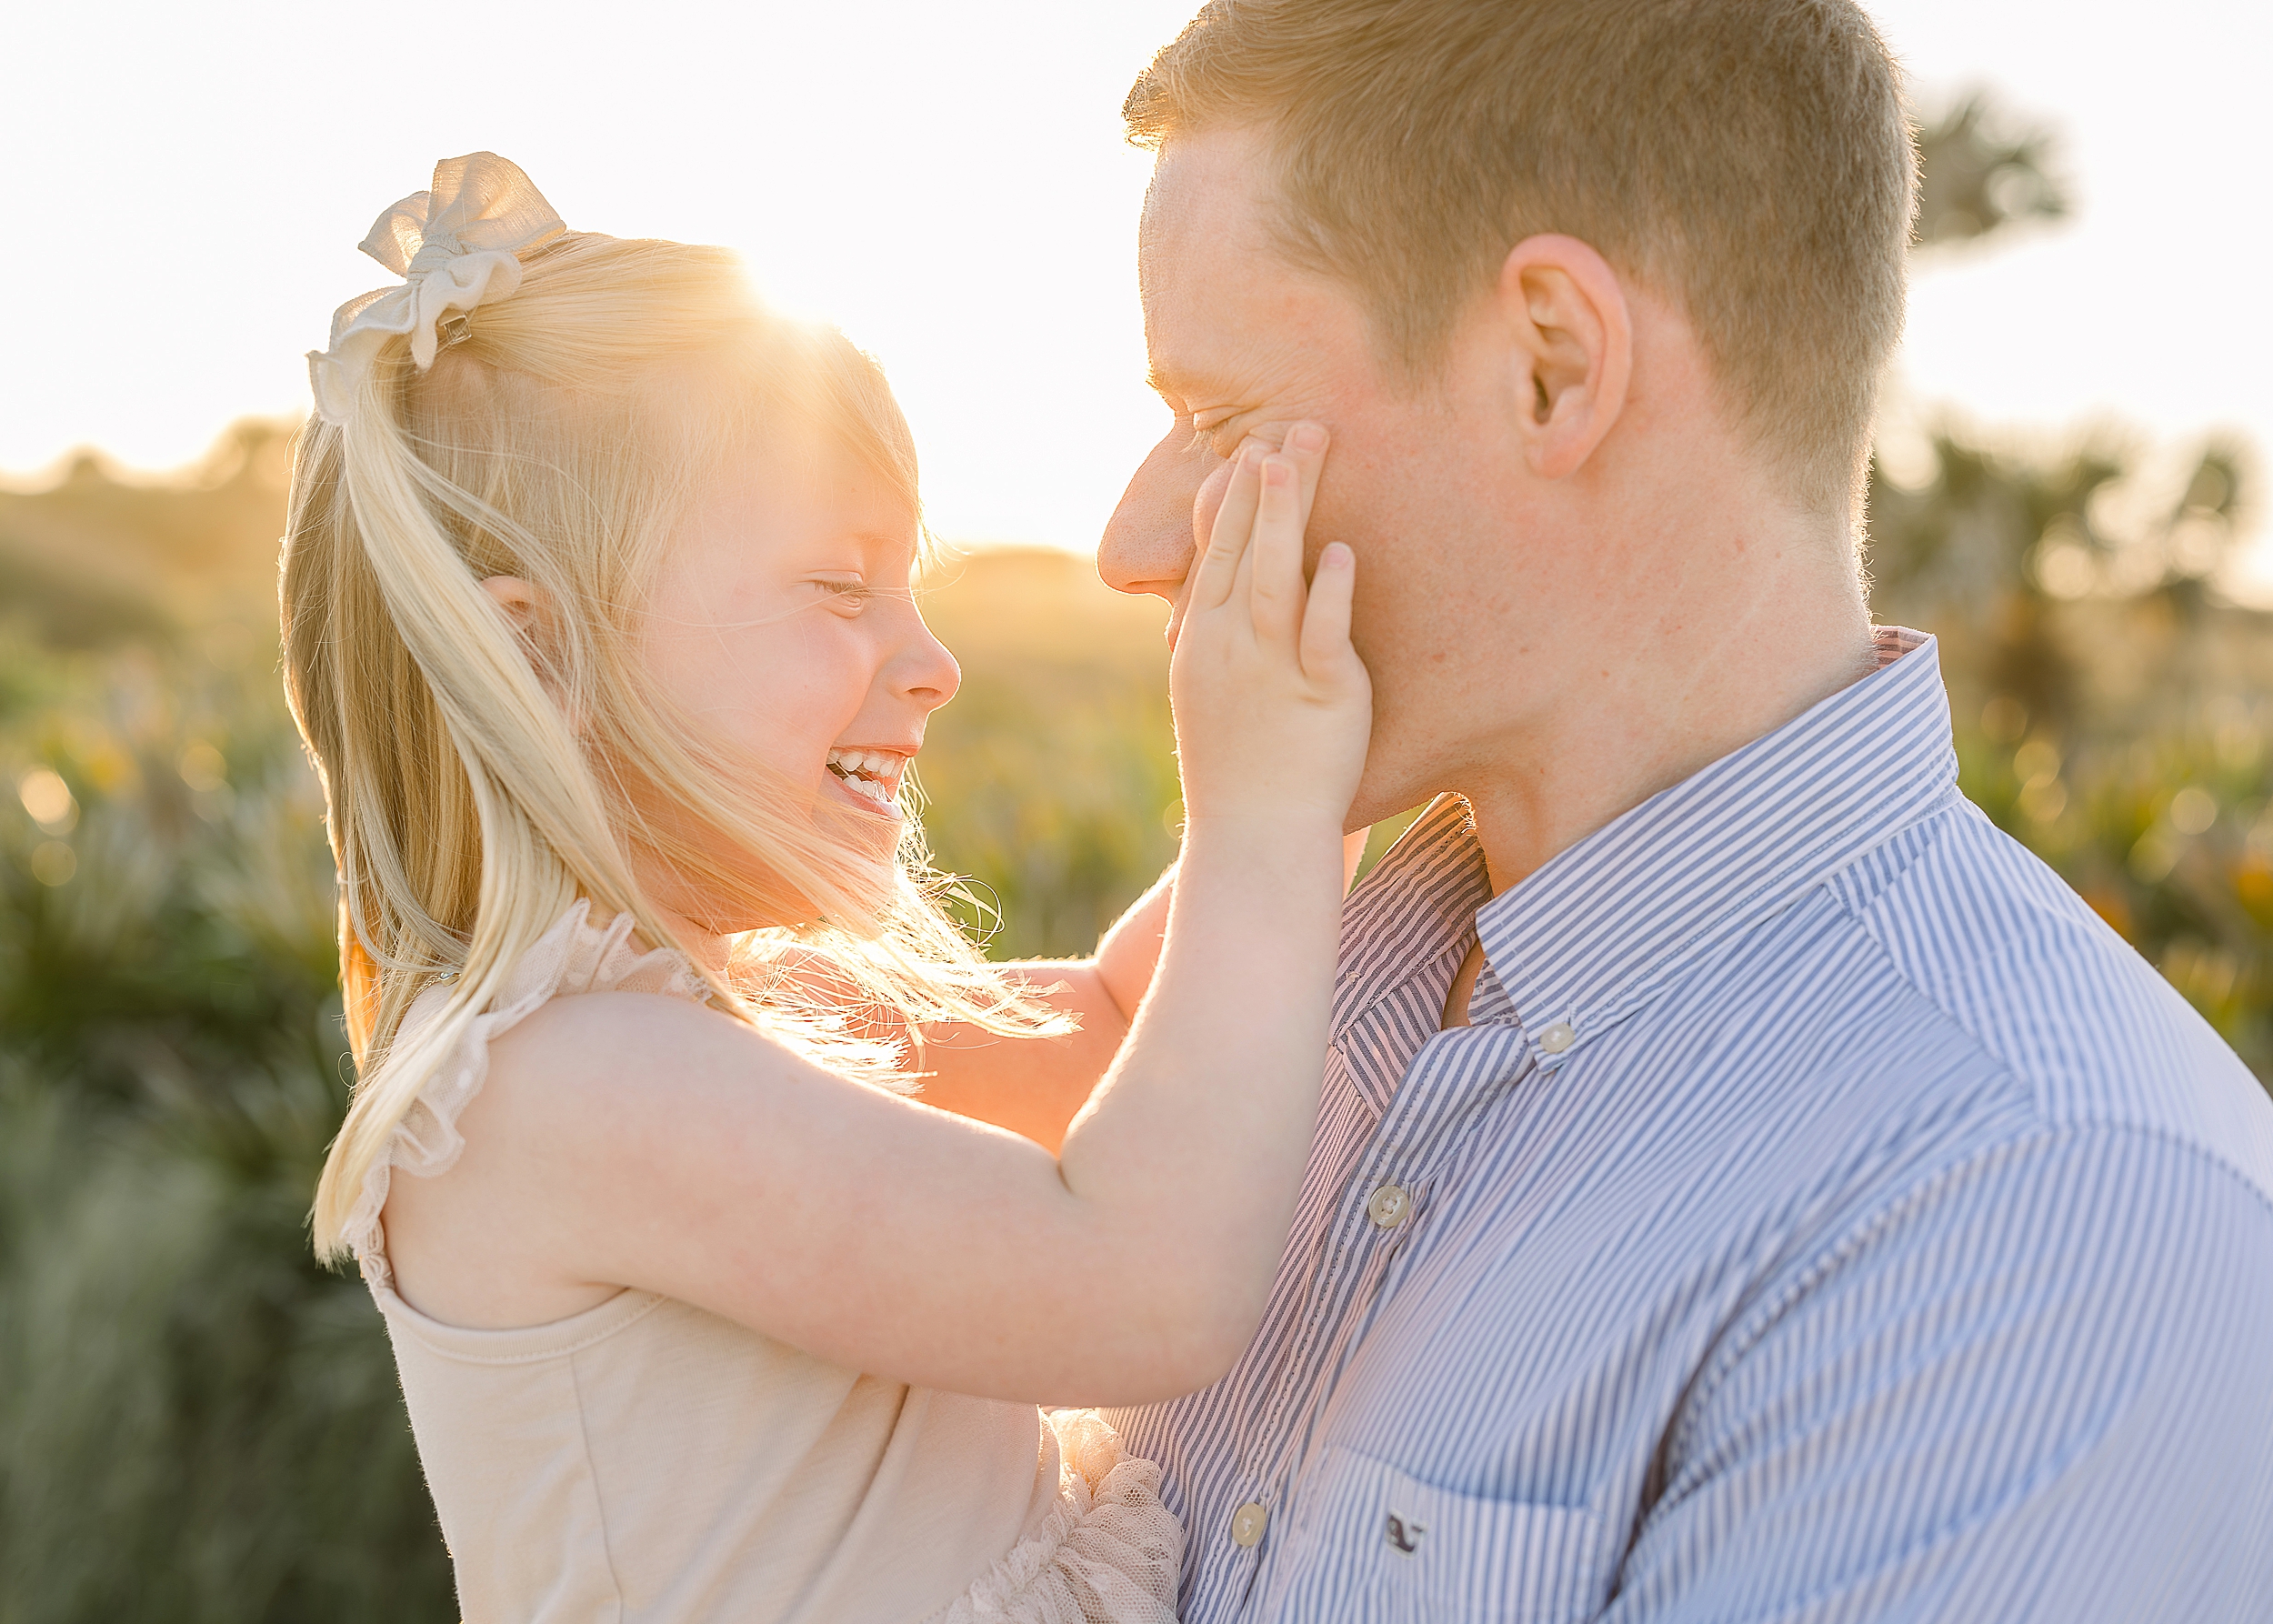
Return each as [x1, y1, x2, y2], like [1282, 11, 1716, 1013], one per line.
[1497, 235, 1633, 481]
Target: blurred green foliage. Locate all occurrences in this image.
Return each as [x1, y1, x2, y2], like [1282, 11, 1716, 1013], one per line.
[0, 637, 453, 1619]
[1869, 423, 2271, 1073]
[2, 93, 2267, 1619]
[915, 547, 1182, 957]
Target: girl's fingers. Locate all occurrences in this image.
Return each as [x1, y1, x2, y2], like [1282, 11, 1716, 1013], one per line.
[1230, 423, 1328, 529]
[1297, 542, 1357, 679]
[1190, 447, 1263, 613]
[1247, 455, 1305, 648]
[1226, 471, 1262, 626]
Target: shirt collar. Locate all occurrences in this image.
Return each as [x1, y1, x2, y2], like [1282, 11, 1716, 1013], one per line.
[1330, 794, 1491, 1042]
[1475, 627, 1959, 1069]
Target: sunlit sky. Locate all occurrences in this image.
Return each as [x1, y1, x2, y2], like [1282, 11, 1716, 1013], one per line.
[5, 1, 2267, 567]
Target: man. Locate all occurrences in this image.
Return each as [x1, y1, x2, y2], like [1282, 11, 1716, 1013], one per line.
[1096, 2, 2273, 1619]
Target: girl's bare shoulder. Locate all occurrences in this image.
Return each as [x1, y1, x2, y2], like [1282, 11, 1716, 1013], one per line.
[382, 989, 822, 1328]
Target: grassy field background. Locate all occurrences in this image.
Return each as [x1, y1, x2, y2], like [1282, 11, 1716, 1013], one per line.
[2, 400, 2267, 1616]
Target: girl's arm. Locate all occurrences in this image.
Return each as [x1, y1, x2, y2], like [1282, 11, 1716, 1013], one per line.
[914, 828, 1367, 1151]
[384, 429, 1367, 1406]
[896, 865, 1178, 1152]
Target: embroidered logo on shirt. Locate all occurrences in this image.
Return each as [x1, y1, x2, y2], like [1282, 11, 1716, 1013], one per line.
[1386, 1511, 1426, 1555]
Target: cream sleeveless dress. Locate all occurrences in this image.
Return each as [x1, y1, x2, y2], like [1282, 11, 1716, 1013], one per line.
[343, 903, 1183, 1624]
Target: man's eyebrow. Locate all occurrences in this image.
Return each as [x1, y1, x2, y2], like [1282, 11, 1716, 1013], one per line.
[1144, 364, 1200, 404]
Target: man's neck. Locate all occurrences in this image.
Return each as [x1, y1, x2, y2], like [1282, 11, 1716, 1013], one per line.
[1459, 519, 1877, 897]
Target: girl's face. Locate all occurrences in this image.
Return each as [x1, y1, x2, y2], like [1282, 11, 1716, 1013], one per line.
[640, 436, 958, 927]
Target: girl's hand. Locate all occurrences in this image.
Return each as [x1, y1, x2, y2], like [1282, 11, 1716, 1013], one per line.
[1168, 425, 1370, 838]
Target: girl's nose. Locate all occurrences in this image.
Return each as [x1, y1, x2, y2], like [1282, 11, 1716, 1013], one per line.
[896, 615, 960, 712]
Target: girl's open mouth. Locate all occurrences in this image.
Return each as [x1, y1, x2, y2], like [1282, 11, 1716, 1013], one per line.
[825, 748, 907, 817]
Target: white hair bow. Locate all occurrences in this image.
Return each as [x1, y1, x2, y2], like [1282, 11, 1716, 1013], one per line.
[306, 153, 566, 425]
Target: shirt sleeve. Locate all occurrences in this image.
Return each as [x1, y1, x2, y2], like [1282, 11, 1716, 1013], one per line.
[1608, 1122, 2273, 1623]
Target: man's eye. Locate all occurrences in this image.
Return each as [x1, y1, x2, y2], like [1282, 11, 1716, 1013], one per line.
[1187, 414, 1241, 456]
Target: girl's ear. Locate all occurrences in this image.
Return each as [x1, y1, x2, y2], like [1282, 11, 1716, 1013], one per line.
[480, 576, 571, 709]
[481, 576, 555, 660]
[480, 574, 543, 631]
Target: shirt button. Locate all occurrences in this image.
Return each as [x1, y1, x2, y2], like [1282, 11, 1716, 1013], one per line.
[1230, 1501, 1270, 1548]
[1367, 1183, 1411, 1228]
[1539, 1020, 1577, 1054]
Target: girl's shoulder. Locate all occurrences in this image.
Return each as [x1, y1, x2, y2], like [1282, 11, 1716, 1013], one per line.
[355, 901, 770, 1323]
[377, 899, 717, 1184]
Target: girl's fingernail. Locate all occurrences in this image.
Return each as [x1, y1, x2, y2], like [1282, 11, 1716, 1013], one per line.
[1320, 542, 1352, 567]
[1289, 424, 1327, 454]
[1264, 458, 1292, 486]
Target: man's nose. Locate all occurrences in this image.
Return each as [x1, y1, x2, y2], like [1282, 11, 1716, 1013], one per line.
[1098, 431, 1207, 601]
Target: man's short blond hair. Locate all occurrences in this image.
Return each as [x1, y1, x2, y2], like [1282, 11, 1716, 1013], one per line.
[1126, 0, 1917, 511]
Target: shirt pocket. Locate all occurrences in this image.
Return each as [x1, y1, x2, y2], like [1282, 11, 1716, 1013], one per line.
[1265, 1445, 1613, 1624]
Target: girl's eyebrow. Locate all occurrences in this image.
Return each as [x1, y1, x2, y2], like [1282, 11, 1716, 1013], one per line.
[842, 529, 922, 572]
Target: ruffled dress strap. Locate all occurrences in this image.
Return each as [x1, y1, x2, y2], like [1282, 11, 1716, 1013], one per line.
[342, 900, 710, 1288]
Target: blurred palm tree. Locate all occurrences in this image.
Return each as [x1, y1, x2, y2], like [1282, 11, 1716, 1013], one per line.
[1911, 92, 2069, 249]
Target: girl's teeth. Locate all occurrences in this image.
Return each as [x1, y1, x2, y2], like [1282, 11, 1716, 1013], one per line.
[828, 750, 902, 800]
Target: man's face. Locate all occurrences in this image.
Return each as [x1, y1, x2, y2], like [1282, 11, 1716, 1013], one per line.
[1100, 126, 1561, 829]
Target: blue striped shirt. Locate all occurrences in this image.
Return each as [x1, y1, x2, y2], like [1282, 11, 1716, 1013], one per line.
[1105, 629, 2273, 1622]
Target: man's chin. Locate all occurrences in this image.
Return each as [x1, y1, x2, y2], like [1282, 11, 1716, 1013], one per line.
[1345, 764, 1445, 837]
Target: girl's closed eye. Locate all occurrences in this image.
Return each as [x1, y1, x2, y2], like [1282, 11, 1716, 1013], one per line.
[813, 576, 873, 612]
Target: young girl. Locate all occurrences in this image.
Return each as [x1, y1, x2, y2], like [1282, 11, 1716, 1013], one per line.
[285, 154, 1365, 1623]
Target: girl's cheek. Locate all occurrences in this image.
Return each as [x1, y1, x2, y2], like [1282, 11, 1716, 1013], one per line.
[767, 620, 882, 716]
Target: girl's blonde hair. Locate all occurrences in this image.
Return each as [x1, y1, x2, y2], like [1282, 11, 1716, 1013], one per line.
[284, 231, 1056, 1261]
